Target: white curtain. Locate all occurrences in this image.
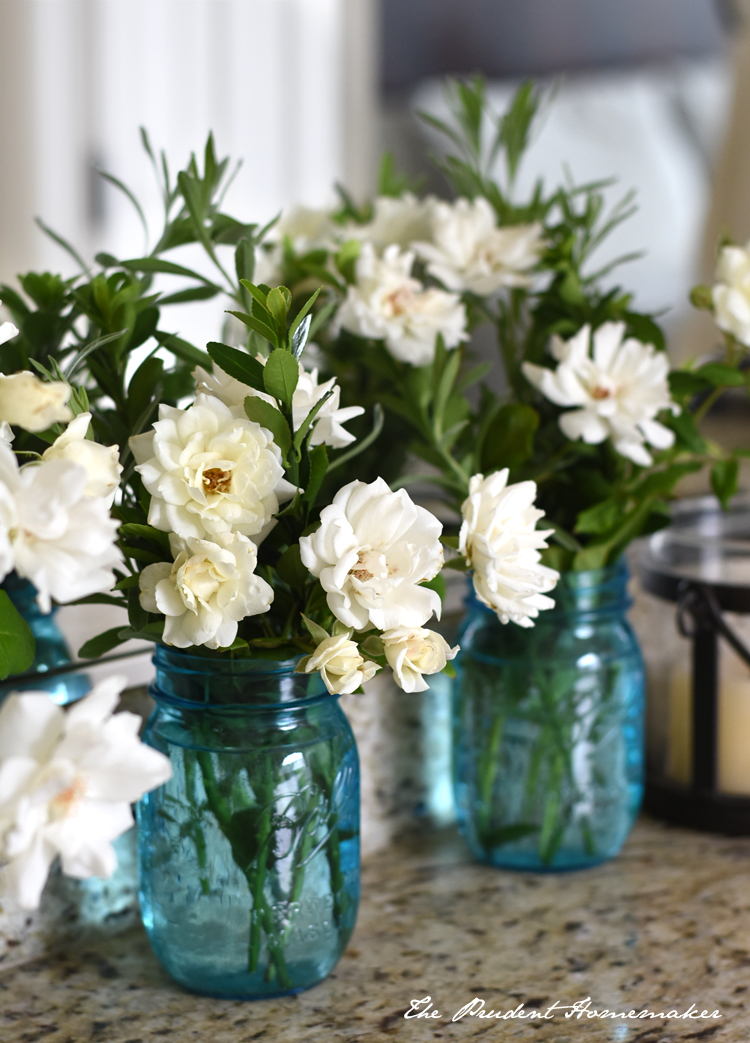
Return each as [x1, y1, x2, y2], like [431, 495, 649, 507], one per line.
[0, 0, 376, 288]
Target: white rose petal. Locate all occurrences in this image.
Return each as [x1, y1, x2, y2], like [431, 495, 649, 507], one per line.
[194, 357, 364, 450]
[130, 394, 295, 542]
[414, 197, 544, 296]
[459, 469, 559, 628]
[303, 632, 379, 695]
[713, 241, 750, 345]
[0, 675, 172, 910]
[0, 318, 19, 347]
[522, 322, 679, 466]
[0, 444, 122, 612]
[335, 243, 468, 366]
[139, 531, 274, 650]
[42, 412, 122, 505]
[382, 626, 458, 693]
[0, 371, 72, 432]
[300, 477, 444, 631]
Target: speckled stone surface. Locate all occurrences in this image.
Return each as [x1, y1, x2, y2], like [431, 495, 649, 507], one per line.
[2, 816, 749, 1042]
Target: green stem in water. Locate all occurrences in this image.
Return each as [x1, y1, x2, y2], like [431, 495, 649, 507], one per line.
[477, 713, 504, 843]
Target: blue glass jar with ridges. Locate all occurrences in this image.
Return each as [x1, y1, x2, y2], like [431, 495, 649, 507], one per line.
[0, 573, 89, 704]
[453, 562, 644, 871]
[137, 647, 360, 999]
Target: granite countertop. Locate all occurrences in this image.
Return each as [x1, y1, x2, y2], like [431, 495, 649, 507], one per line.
[2, 816, 749, 1043]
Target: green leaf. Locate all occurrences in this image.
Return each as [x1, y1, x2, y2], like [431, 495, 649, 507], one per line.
[574, 499, 622, 536]
[121, 256, 220, 287]
[667, 411, 707, 454]
[290, 314, 312, 360]
[158, 284, 221, 306]
[669, 370, 712, 399]
[498, 81, 540, 184]
[227, 309, 277, 347]
[207, 341, 266, 392]
[97, 169, 149, 247]
[711, 458, 739, 510]
[0, 592, 34, 679]
[235, 237, 255, 285]
[35, 217, 91, 274]
[263, 348, 299, 408]
[78, 626, 129, 659]
[119, 523, 171, 552]
[276, 545, 309, 592]
[696, 362, 746, 388]
[301, 613, 330, 646]
[480, 403, 539, 473]
[244, 397, 292, 457]
[302, 443, 328, 508]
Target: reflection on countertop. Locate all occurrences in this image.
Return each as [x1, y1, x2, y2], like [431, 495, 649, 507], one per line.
[1, 815, 749, 1042]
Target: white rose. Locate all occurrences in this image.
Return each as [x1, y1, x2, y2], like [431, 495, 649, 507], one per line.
[344, 193, 436, 250]
[414, 197, 544, 296]
[300, 476, 443, 631]
[0, 371, 72, 432]
[335, 243, 468, 366]
[194, 358, 364, 450]
[382, 626, 458, 693]
[42, 412, 122, 505]
[139, 531, 274, 650]
[302, 632, 379, 695]
[713, 241, 750, 345]
[459, 470, 558, 628]
[130, 394, 295, 542]
[0, 444, 122, 612]
[522, 322, 678, 467]
[0, 675, 172, 910]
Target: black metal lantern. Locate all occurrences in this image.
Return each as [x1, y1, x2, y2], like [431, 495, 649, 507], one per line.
[640, 495, 750, 834]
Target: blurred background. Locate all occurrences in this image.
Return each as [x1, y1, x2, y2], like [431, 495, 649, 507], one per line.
[0, 0, 744, 353]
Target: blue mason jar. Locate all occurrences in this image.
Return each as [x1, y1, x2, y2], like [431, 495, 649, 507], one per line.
[453, 562, 644, 871]
[137, 647, 360, 999]
[0, 574, 89, 704]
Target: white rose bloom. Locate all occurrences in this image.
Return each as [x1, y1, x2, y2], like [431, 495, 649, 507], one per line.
[382, 626, 458, 693]
[414, 196, 544, 296]
[522, 322, 678, 467]
[459, 470, 559, 628]
[0, 675, 172, 910]
[712, 241, 750, 345]
[194, 358, 364, 450]
[300, 476, 443, 631]
[335, 243, 467, 366]
[0, 443, 121, 612]
[345, 193, 435, 250]
[0, 371, 72, 432]
[302, 632, 379, 695]
[42, 412, 122, 506]
[140, 531, 273, 650]
[130, 394, 295, 542]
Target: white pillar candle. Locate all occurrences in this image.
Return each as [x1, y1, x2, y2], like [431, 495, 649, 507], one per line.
[667, 660, 750, 795]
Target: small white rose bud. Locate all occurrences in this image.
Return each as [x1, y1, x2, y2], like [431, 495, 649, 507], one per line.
[43, 412, 122, 505]
[381, 626, 458, 693]
[303, 632, 379, 695]
[0, 371, 72, 432]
